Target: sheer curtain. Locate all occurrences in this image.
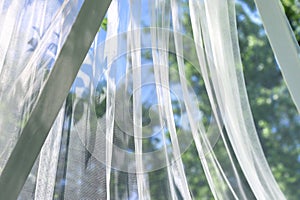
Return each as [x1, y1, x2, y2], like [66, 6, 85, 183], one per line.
[0, 0, 77, 167]
[0, 1, 84, 199]
[0, 0, 298, 199]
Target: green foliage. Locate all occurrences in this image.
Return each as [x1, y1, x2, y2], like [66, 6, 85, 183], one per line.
[101, 17, 108, 31]
[281, 0, 300, 42]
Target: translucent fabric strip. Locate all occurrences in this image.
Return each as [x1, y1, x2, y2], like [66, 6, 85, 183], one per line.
[128, 1, 151, 199]
[149, 1, 178, 199]
[104, 1, 119, 199]
[150, 1, 192, 199]
[254, 0, 300, 113]
[177, 1, 243, 199]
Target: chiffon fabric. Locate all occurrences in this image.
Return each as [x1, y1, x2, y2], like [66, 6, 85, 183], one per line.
[1, 0, 297, 199]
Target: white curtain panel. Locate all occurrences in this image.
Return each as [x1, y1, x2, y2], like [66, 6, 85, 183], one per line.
[1, 0, 299, 199]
